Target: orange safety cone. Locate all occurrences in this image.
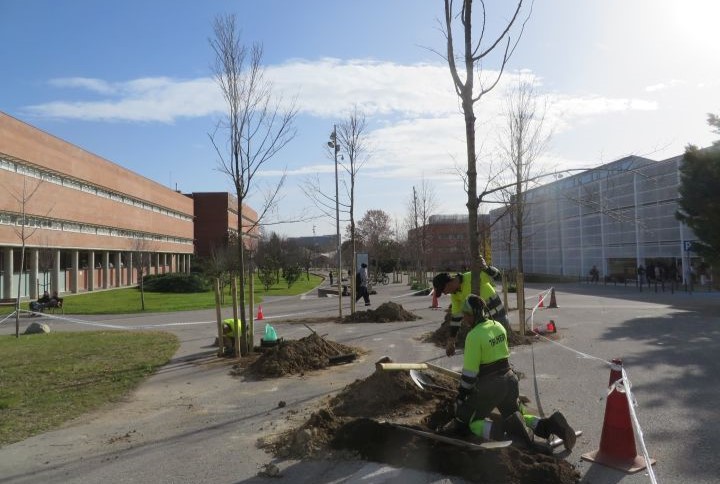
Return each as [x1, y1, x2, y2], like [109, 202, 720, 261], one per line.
[581, 359, 656, 473]
[257, 305, 264, 321]
[538, 293, 544, 308]
[430, 289, 440, 309]
[548, 287, 558, 308]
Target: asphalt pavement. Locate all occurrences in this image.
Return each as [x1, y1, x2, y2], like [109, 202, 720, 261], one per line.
[1, 277, 719, 483]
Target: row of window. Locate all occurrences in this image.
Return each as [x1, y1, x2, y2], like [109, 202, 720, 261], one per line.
[0, 210, 193, 246]
[0, 156, 192, 223]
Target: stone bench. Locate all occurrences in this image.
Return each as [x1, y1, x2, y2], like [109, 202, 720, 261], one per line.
[317, 288, 339, 297]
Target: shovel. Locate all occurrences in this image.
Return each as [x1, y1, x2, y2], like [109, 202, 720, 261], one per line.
[303, 324, 356, 365]
[409, 369, 452, 391]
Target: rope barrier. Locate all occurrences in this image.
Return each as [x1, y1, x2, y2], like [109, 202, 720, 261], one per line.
[0, 311, 17, 326]
[527, 287, 657, 483]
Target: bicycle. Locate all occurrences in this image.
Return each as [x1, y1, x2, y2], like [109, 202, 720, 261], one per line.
[371, 272, 390, 285]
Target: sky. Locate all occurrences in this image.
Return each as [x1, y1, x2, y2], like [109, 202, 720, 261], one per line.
[1, 0, 718, 239]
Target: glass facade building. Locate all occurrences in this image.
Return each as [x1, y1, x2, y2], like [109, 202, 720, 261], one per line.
[489, 154, 700, 283]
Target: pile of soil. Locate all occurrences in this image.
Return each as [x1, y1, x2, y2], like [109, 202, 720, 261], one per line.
[237, 333, 361, 378]
[422, 316, 537, 349]
[343, 301, 420, 323]
[265, 368, 580, 483]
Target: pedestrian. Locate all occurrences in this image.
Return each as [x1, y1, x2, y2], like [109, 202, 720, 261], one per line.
[443, 294, 577, 451]
[30, 291, 51, 313]
[329, 271, 334, 286]
[355, 263, 371, 306]
[637, 265, 645, 285]
[432, 256, 510, 356]
[589, 265, 599, 283]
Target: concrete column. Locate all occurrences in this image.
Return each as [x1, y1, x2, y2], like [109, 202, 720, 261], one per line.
[179, 254, 184, 273]
[114, 252, 122, 287]
[88, 251, 95, 291]
[578, 186, 584, 277]
[71, 250, 79, 293]
[599, 181, 607, 277]
[3, 248, 13, 299]
[102, 251, 110, 289]
[162, 253, 167, 274]
[633, 173, 642, 267]
[154, 253, 160, 275]
[186, 254, 191, 273]
[29, 249, 39, 299]
[126, 252, 133, 285]
[52, 250, 61, 294]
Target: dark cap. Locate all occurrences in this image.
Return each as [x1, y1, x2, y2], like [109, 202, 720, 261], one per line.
[432, 272, 453, 297]
[361, 262, 367, 268]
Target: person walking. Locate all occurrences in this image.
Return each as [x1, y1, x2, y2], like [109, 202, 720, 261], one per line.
[432, 256, 509, 356]
[329, 271, 334, 286]
[444, 294, 577, 451]
[355, 263, 370, 306]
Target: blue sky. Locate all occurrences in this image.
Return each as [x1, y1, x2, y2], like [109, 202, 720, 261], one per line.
[2, 0, 718, 238]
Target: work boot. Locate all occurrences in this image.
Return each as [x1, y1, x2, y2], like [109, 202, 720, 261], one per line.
[503, 411, 534, 448]
[535, 411, 576, 451]
[438, 418, 468, 437]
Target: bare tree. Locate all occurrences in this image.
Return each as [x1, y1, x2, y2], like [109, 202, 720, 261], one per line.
[6, 177, 45, 337]
[35, 236, 56, 296]
[130, 238, 157, 312]
[405, 179, 437, 285]
[303, 106, 370, 314]
[498, 79, 550, 270]
[442, 0, 530, 294]
[496, 77, 551, 332]
[209, 14, 297, 355]
[336, 107, 370, 314]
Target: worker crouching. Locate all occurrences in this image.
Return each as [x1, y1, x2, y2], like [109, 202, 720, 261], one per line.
[445, 294, 577, 452]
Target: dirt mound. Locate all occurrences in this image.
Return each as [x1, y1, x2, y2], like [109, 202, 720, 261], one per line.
[343, 301, 420, 323]
[237, 333, 360, 378]
[328, 369, 453, 418]
[421, 318, 536, 349]
[265, 368, 579, 483]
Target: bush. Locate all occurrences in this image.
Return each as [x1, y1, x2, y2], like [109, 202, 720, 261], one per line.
[282, 265, 302, 289]
[410, 280, 429, 291]
[142, 273, 210, 293]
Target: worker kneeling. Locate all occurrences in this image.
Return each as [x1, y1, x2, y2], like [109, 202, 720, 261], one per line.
[444, 294, 576, 451]
[222, 318, 241, 356]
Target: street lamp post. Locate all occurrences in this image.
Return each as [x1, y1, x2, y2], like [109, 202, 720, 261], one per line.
[329, 126, 342, 319]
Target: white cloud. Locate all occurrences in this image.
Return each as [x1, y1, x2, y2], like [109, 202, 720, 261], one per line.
[644, 79, 686, 92]
[48, 77, 117, 95]
[28, 77, 221, 122]
[27, 60, 657, 133]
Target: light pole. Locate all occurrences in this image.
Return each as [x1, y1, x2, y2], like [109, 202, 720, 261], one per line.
[328, 125, 342, 319]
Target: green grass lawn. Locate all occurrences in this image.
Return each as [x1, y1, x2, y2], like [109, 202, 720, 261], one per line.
[1, 273, 323, 315]
[0, 331, 179, 446]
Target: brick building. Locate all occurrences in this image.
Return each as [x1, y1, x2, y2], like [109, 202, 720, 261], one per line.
[408, 214, 492, 271]
[0, 111, 194, 299]
[189, 192, 259, 259]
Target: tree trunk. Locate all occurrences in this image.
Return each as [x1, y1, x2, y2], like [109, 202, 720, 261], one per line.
[237, 204, 248, 356]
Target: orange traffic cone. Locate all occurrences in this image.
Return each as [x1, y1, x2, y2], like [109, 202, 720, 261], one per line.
[581, 359, 655, 473]
[257, 305, 264, 321]
[538, 293, 544, 308]
[548, 287, 558, 308]
[532, 321, 557, 335]
[430, 289, 440, 309]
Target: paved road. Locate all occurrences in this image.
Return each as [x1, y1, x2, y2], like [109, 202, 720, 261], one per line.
[1, 279, 718, 483]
